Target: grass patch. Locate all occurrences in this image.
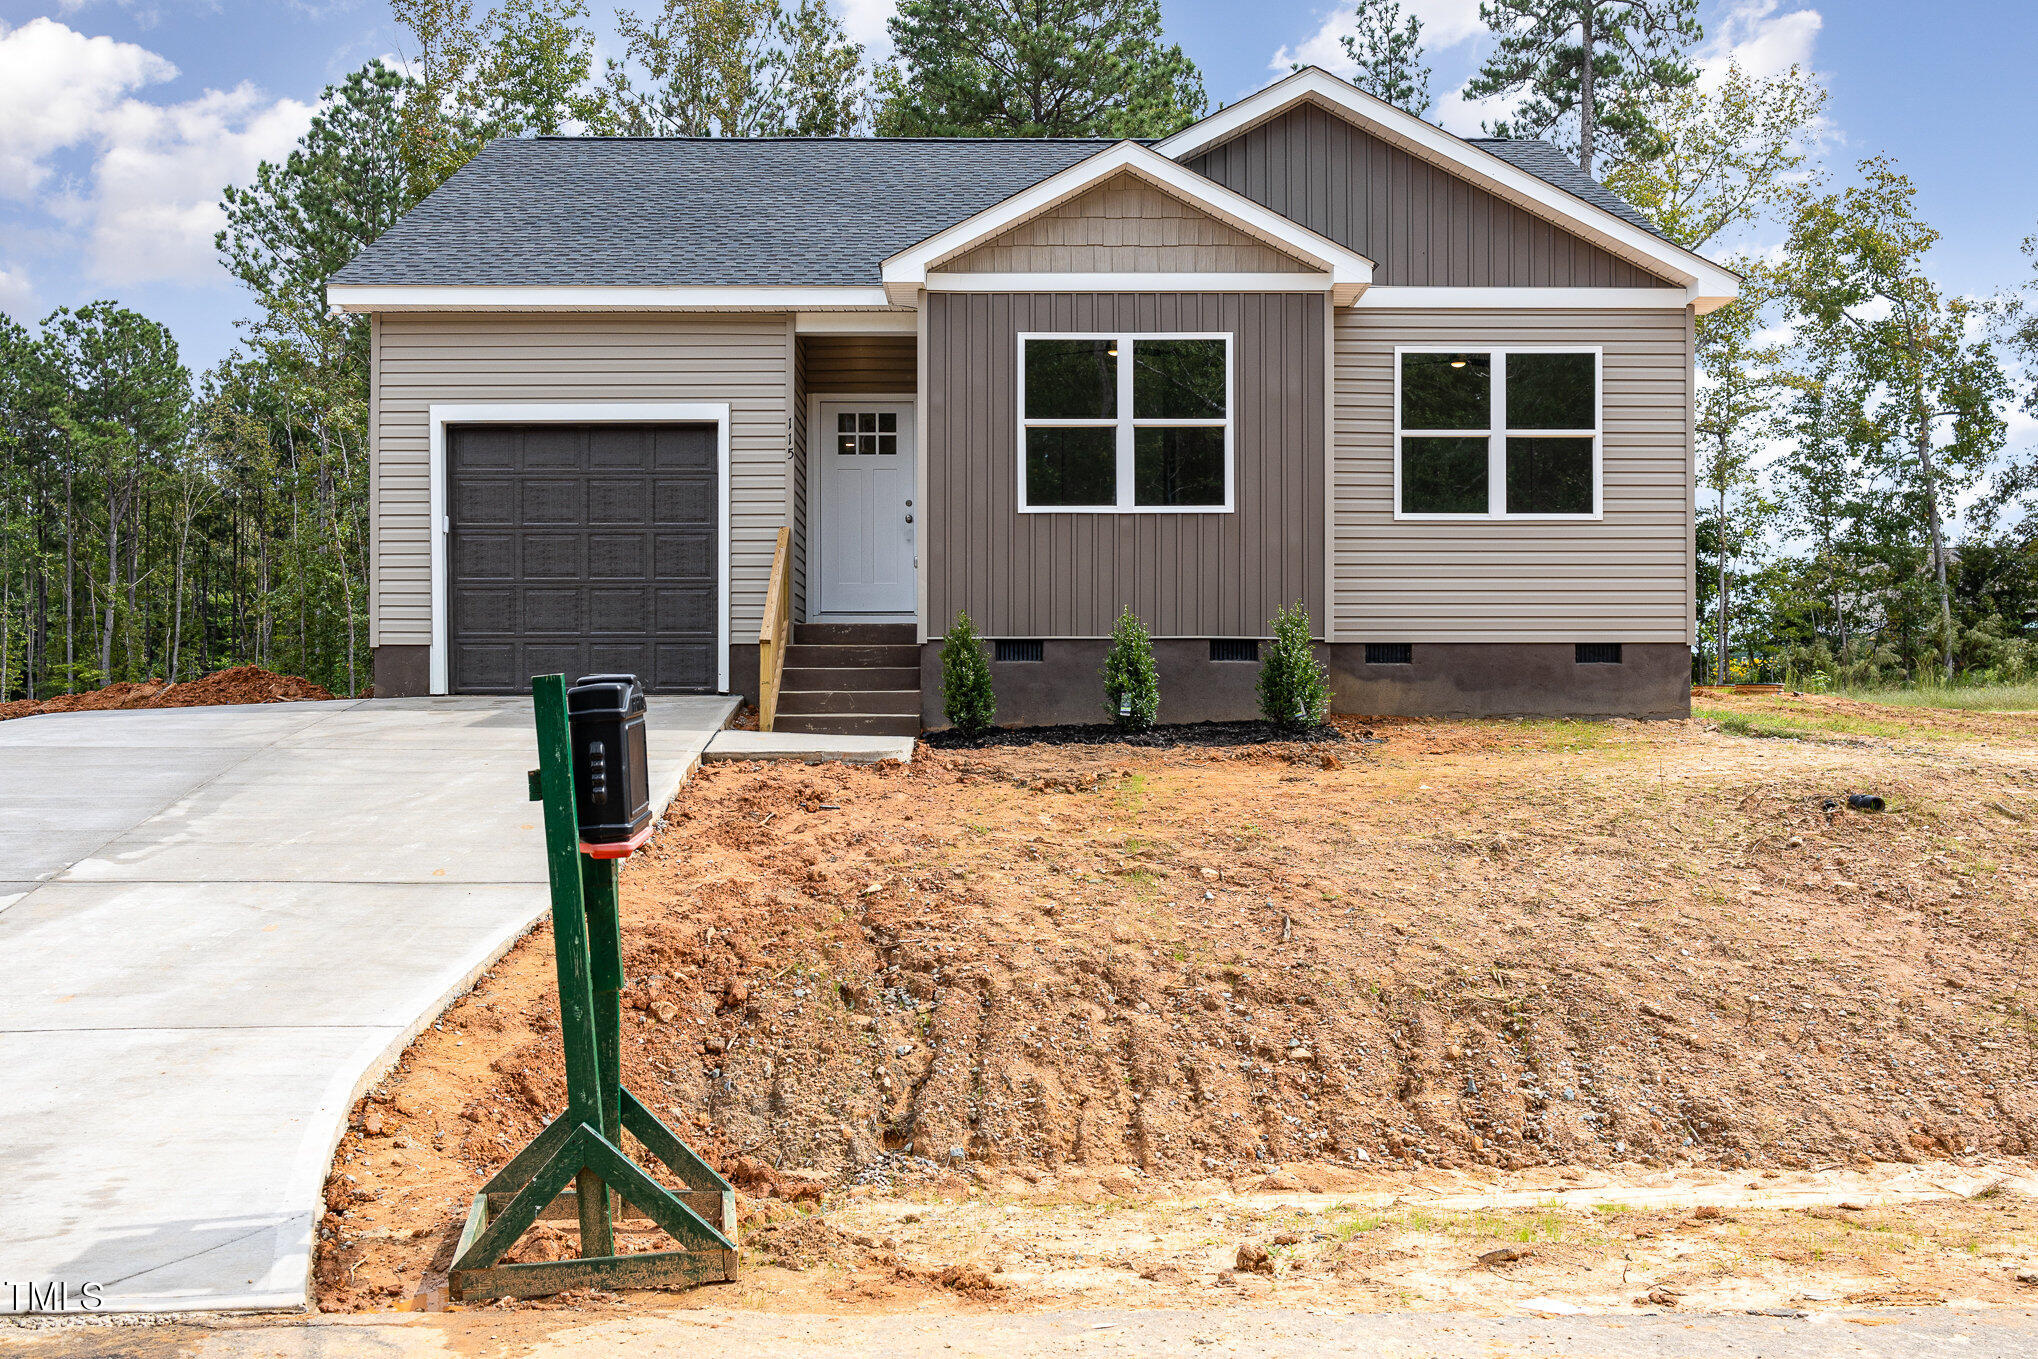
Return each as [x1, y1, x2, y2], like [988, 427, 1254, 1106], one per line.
[1834, 682, 2038, 712]
[1702, 708, 1819, 741]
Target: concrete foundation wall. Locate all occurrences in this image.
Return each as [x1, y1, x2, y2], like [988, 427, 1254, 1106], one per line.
[1324, 642, 1690, 718]
[372, 645, 431, 698]
[919, 640, 1689, 728]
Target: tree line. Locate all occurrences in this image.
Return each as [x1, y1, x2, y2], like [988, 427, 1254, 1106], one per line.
[1, 0, 2033, 698]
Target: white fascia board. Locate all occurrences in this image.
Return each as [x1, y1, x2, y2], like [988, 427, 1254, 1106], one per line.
[327, 284, 894, 313]
[1154, 68, 1740, 307]
[794, 310, 920, 334]
[1357, 286, 1694, 310]
[880, 140, 1373, 306]
[927, 271, 1341, 296]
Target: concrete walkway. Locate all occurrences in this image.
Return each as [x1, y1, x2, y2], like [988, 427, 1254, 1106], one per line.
[7, 1306, 2037, 1358]
[0, 695, 733, 1316]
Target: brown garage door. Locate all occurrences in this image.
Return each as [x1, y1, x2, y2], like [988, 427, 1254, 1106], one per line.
[448, 423, 717, 694]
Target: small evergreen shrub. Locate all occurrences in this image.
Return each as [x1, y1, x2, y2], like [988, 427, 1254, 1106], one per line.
[1257, 602, 1331, 730]
[1102, 608, 1160, 731]
[941, 610, 996, 735]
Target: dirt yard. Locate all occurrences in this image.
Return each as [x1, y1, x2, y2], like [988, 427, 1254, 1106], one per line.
[317, 692, 2038, 1314]
[0, 665, 336, 720]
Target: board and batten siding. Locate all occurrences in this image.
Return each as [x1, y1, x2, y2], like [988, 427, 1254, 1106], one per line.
[939, 173, 1315, 275]
[371, 311, 793, 648]
[926, 291, 1325, 639]
[1332, 307, 1694, 643]
[1187, 104, 1676, 289]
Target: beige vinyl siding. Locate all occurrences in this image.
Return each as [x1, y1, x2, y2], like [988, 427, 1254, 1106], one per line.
[1332, 307, 1693, 643]
[371, 311, 792, 647]
[927, 291, 1324, 639]
[939, 173, 1315, 275]
[1188, 103, 1677, 289]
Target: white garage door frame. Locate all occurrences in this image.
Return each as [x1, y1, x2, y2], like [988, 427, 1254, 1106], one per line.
[427, 402, 733, 696]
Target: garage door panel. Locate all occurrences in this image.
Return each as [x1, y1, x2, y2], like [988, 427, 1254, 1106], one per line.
[586, 588, 651, 634]
[652, 426, 715, 471]
[454, 479, 519, 527]
[453, 643, 517, 691]
[655, 644, 713, 690]
[589, 479, 650, 526]
[587, 534, 647, 579]
[453, 533, 515, 579]
[520, 534, 583, 579]
[522, 427, 586, 468]
[520, 480, 584, 525]
[449, 423, 719, 695]
[590, 429, 651, 469]
[655, 585, 714, 634]
[653, 476, 714, 527]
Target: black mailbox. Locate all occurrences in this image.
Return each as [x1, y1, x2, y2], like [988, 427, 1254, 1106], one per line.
[566, 673, 653, 852]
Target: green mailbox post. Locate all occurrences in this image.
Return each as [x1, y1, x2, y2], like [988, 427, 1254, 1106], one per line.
[446, 673, 738, 1301]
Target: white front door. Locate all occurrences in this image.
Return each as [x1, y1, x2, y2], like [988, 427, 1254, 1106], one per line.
[813, 400, 916, 616]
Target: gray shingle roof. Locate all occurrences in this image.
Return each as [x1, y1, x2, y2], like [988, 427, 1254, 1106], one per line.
[330, 137, 1120, 287]
[1467, 137, 1666, 238]
[330, 133, 1665, 288]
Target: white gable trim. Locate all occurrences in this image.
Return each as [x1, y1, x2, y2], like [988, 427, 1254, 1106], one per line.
[1154, 68, 1740, 313]
[880, 141, 1374, 307]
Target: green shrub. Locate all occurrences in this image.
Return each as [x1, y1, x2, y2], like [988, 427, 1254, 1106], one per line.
[940, 610, 996, 734]
[1257, 602, 1331, 729]
[1102, 608, 1160, 731]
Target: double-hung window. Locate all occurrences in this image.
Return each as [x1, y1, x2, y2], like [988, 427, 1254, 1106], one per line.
[1019, 333, 1232, 512]
[1395, 347, 1601, 518]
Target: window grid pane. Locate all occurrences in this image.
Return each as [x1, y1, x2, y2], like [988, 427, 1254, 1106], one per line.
[1020, 335, 1231, 510]
[1395, 350, 1599, 517]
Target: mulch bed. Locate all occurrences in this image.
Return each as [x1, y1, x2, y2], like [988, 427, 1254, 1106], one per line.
[921, 718, 1344, 750]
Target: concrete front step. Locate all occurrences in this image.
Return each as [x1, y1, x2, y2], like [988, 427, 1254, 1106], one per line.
[779, 665, 920, 692]
[794, 621, 916, 646]
[777, 688, 920, 716]
[782, 643, 919, 669]
[777, 712, 921, 736]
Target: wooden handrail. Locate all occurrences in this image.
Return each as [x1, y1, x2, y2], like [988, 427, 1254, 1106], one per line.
[758, 526, 793, 731]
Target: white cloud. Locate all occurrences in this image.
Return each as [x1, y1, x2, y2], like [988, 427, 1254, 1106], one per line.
[1699, 1, 1822, 84]
[0, 18, 311, 287]
[0, 17, 176, 197]
[840, 0, 894, 52]
[1272, 0, 1487, 77]
[1436, 82, 1520, 137]
[0, 263, 38, 321]
[86, 83, 313, 284]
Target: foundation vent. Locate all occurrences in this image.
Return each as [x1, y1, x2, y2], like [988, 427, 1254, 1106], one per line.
[1576, 642, 1624, 665]
[995, 639, 1045, 663]
[1364, 642, 1413, 665]
[1209, 639, 1260, 663]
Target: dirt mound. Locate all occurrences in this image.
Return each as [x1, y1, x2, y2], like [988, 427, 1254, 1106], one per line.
[0, 665, 337, 721]
[312, 707, 2038, 1308]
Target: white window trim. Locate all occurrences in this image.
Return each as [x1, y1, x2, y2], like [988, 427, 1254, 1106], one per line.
[1016, 332, 1234, 515]
[427, 401, 733, 696]
[1392, 345, 1604, 522]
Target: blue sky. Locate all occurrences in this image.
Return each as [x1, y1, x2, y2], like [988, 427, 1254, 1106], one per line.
[2, 0, 2034, 378]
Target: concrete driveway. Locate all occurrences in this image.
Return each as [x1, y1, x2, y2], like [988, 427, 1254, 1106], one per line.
[0, 694, 733, 1315]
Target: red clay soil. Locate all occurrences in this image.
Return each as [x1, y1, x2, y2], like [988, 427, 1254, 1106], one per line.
[0, 665, 338, 721]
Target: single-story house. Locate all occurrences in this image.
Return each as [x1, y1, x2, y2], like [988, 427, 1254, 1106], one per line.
[326, 67, 1738, 733]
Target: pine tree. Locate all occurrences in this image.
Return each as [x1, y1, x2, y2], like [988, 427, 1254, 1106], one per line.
[1257, 604, 1331, 729]
[877, 0, 1205, 138]
[1340, 1, 1431, 114]
[1465, 0, 1703, 176]
[1102, 609, 1160, 732]
[941, 611, 996, 734]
